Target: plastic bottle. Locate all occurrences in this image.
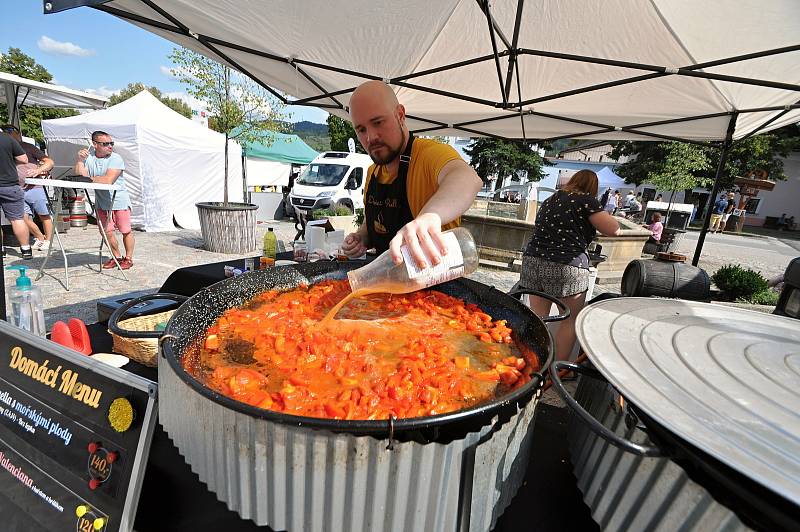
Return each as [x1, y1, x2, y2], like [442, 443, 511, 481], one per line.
[262, 227, 277, 267]
[347, 227, 479, 294]
[6, 265, 46, 337]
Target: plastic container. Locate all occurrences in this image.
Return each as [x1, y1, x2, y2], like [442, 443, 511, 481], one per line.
[292, 239, 307, 262]
[347, 227, 479, 294]
[6, 265, 46, 337]
[262, 228, 277, 264]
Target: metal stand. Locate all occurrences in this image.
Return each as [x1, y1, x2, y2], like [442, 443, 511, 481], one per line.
[30, 180, 128, 289]
[35, 187, 71, 290]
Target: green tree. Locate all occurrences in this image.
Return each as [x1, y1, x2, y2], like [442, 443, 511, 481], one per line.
[327, 115, 363, 152]
[109, 82, 192, 118]
[464, 138, 549, 185]
[0, 47, 77, 143]
[610, 125, 800, 190]
[170, 47, 289, 204]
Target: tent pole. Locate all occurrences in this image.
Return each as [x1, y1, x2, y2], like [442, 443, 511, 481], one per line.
[692, 112, 738, 267]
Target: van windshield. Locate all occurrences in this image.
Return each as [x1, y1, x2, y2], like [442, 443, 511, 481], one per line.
[295, 164, 349, 186]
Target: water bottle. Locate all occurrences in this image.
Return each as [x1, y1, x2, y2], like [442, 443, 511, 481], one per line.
[262, 227, 277, 267]
[347, 227, 479, 294]
[6, 265, 46, 337]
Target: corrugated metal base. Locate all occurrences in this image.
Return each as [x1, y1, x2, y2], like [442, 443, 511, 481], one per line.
[159, 357, 539, 532]
[567, 376, 750, 532]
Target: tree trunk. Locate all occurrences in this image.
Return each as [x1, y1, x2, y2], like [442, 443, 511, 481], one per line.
[224, 131, 229, 205]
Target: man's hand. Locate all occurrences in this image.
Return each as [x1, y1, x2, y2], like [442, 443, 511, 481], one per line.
[388, 212, 446, 268]
[342, 232, 368, 258]
[21, 165, 40, 179]
[77, 148, 89, 162]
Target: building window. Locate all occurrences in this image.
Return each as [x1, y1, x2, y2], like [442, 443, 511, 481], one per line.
[745, 198, 761, 214]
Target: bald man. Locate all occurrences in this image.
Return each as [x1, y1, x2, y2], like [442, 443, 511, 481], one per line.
[341, 81, 482, 267]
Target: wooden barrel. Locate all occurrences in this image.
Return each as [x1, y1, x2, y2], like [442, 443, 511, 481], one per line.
[622, 259, 710, 300]
[69, 195, 88, 228]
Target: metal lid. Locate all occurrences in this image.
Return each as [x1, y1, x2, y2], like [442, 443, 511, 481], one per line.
[576, 298, 800, 506]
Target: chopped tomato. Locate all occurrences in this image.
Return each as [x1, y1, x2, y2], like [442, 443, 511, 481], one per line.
[188, 280, 539, 421]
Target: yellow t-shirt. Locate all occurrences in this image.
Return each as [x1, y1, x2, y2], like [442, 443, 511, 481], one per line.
[363, 137, 463, 230]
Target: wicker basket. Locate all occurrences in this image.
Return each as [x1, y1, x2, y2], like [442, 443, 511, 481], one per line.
[110, 309, 176, 367]
[107, 293, 187, 368]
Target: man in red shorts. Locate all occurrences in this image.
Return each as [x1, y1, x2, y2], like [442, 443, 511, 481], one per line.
[73, 131, 134, 269]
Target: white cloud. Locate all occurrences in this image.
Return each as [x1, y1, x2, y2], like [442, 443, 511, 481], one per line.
[160, 65, 179, 79]
[164, 91, 207, 110]
[37, 36, 95, 57]
[84, 86, 120, 99]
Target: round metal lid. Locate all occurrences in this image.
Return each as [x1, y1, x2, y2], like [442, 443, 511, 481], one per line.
[576, 298, 800, 506]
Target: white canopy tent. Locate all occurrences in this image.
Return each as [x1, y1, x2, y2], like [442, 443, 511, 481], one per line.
[42, 91, 243, 232]
[0, 71, 108, 127]
[45, 0, 800, 264]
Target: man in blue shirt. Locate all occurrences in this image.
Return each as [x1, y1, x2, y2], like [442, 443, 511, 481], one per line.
[710, 193, 728, 234]
[73, 131, 134, 269]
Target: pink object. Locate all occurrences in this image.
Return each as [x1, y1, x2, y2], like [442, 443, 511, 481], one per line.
[648, 221, 664, 242]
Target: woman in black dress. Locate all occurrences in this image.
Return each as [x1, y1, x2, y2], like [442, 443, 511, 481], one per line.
[521, 170, 620, 360]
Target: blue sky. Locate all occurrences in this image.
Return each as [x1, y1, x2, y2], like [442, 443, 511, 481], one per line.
[1, 0, 329, 124]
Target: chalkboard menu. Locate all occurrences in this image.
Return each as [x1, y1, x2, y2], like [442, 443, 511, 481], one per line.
[0, 321, 157, 532]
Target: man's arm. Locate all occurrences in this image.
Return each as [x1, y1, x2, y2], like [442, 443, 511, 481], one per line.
[15, 153, 28, 164]
[38, 156, 55, 174]
[91, 168, 122, 185]
[74, 149, 89, 176]
[389, 158, 482, 266]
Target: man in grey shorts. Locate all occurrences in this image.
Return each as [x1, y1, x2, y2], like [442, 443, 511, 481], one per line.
[0, 126, 32, 259]
[2, 125, 55, 251]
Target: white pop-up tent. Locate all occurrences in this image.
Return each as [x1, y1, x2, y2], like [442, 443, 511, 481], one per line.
[42, 90, 243, 232]
[45, 0, 800, 264]
[0, 71, 109, 128]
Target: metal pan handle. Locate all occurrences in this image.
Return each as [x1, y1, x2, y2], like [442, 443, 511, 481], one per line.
[108, 293, 188, 339]
[550, 361, 663, 457]
[507, 286, 569, 322]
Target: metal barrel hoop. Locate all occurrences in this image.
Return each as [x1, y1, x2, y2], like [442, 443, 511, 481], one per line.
[550, 360, 663, 457]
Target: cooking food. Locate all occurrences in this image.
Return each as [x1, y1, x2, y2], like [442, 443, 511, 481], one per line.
[183, 280, 538, 420]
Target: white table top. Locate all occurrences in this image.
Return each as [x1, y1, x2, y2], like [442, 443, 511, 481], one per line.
[25, 178, 122, 191]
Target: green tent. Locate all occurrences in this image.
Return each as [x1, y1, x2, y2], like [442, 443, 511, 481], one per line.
[241, 131, 318, 165]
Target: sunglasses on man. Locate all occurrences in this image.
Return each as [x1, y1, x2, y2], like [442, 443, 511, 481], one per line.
[95, 141, 114, 147]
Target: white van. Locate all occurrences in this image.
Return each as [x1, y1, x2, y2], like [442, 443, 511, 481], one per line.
[289, 151, 373, 214]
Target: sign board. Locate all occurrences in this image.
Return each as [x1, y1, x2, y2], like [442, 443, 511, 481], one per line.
[0, 322, 157, 532]
[347, 138, 356, 153]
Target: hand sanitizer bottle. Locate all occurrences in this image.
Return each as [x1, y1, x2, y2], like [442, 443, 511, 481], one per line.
[6, 265, 46, 337]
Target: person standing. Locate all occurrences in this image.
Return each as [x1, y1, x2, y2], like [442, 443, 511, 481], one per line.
[719, 191, 736, 234]
[709, 193, 728, 234]
[604, 189, 618, 214]
[341, 81, 482, 266]
[521, 170, 620, 360]
[624, 190, 635, 209]
[0, 127, 32, 258]
[73, 131, 134, 269]
[599, 187, 611, 209]
[2, 125, 54, 251]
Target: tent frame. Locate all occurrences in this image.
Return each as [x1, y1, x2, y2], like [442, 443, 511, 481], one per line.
[44, 0, 800, 266]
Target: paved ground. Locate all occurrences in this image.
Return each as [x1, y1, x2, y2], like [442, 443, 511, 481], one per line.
[3, 219, 795, 330]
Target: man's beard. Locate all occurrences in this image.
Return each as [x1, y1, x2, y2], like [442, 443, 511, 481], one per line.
[367, 123, 405, 165]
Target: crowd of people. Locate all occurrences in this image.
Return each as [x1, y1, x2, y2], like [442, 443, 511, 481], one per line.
[0, 126, 133, 268]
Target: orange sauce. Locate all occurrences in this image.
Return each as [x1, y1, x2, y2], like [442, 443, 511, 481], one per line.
[184, 280, 538, 420]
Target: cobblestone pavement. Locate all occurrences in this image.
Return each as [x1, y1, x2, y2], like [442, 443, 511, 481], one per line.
[3, 219, 795, 330]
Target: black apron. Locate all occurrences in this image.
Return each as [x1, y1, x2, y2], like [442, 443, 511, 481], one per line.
[365, 134, 415, 253]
